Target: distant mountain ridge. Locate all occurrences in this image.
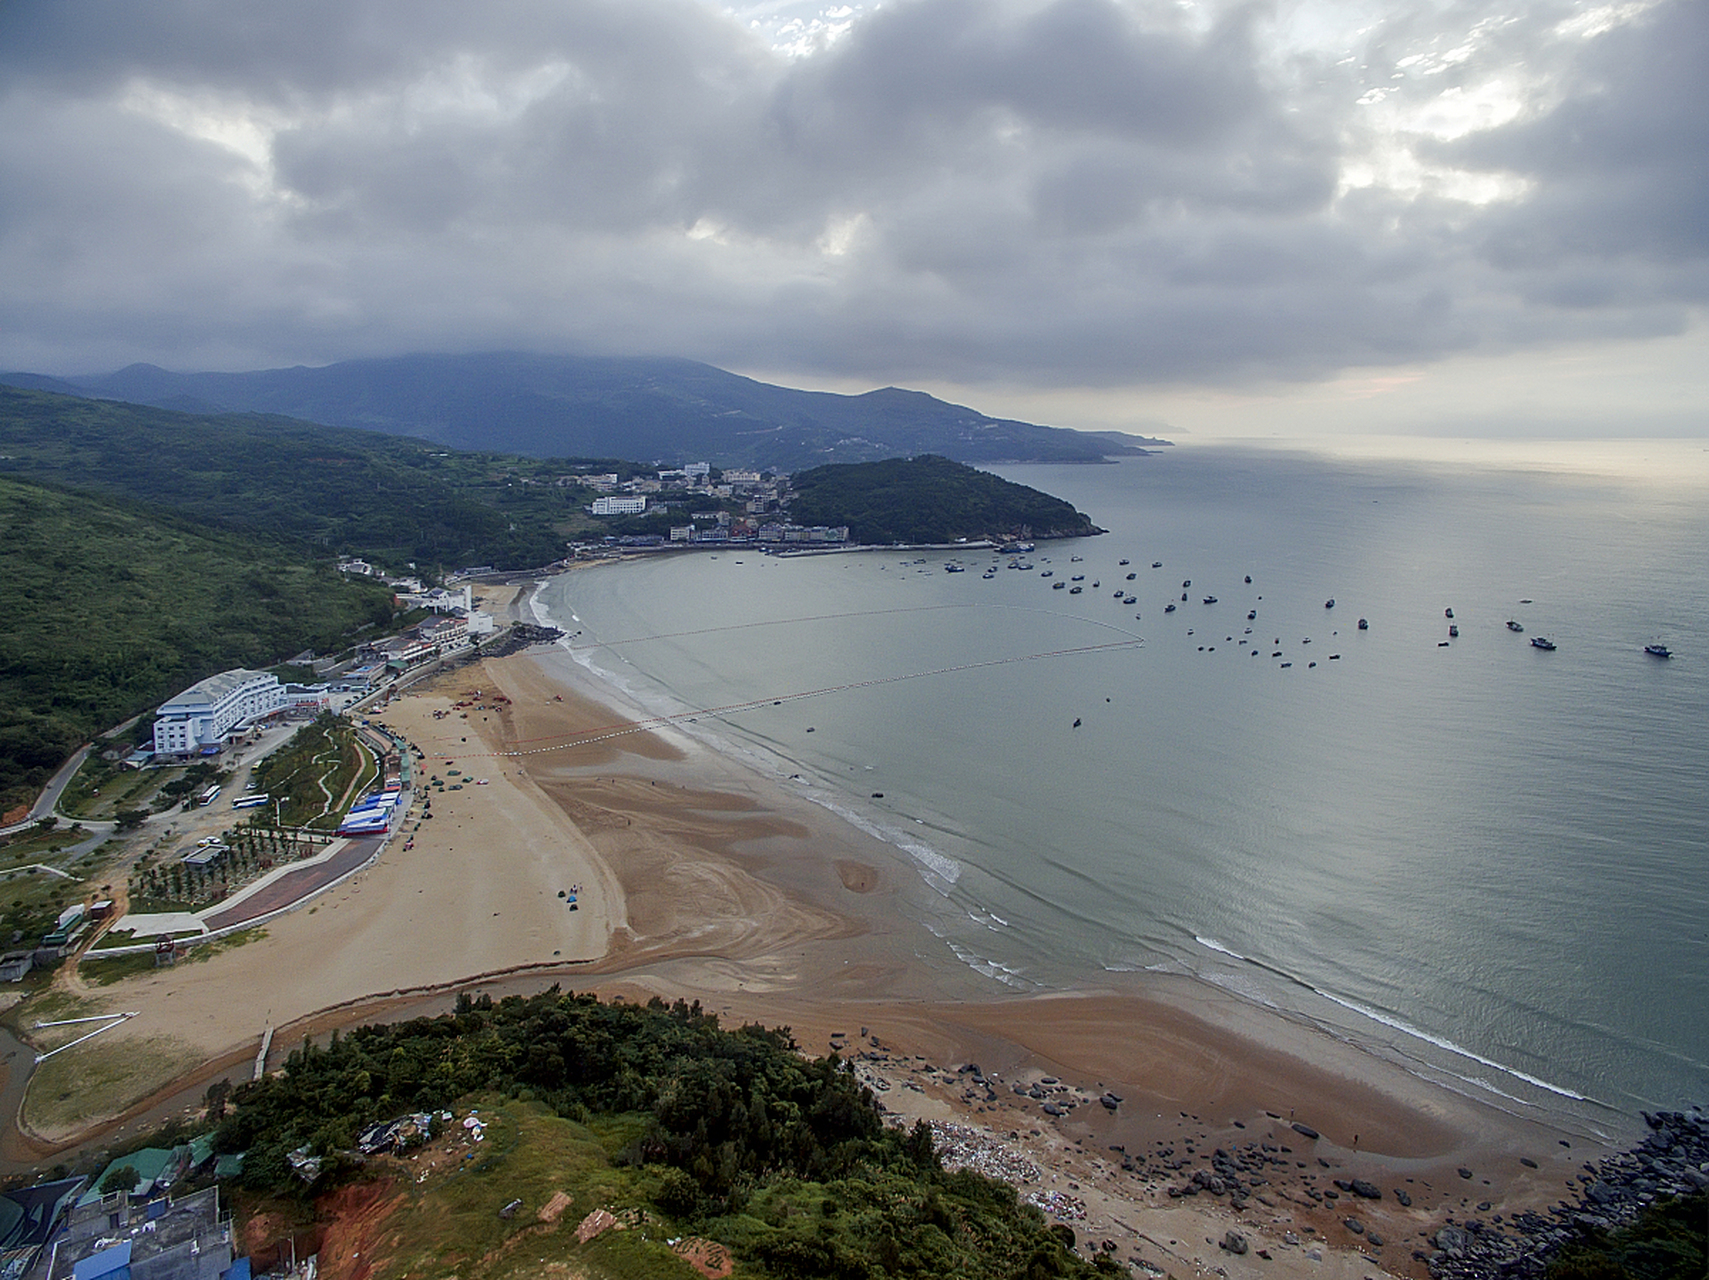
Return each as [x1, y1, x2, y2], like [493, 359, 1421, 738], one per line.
[0, 353, 1165, 468]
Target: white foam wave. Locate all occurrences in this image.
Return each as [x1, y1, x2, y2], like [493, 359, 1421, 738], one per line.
[947, 939, 1030, 989]
[1312, 990, 1588, 1101]
[810, 795, 963, 893]
[1194, 935, 1250, 962]
[1189, 929, 1588, 1103]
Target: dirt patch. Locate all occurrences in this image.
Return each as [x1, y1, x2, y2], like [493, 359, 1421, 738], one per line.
[315, 1179, 405, 1280]
[834, 860, 878, 893]
[575, 1208, 617, 1243]
[538, 1190, 574, 1223]
[671, 1236, 734, 1279]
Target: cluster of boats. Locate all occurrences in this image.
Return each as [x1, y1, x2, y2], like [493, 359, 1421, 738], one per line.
[957, 552, 1678, 661]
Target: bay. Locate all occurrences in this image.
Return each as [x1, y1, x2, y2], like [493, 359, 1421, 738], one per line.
[535, 444, 1709, 1127]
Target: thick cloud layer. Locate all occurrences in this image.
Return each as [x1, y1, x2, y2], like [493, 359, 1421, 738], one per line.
[0, 0, 1701, 391]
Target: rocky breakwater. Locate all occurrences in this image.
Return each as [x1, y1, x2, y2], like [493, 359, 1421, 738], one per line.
[1429, 1109, 1709, 1280]
[474, 623, 563, 660]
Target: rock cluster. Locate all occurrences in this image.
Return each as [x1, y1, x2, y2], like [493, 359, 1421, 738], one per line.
[477, 623, 563, 658]
[1159, 1140, 1300, 1210]
[1427, 1110, 1709, 1280]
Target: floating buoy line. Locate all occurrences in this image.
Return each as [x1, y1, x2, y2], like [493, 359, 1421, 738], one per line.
[427, 634, 1145, 761]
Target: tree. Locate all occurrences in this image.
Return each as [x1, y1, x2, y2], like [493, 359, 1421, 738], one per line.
[99, 1164, 140, 1195]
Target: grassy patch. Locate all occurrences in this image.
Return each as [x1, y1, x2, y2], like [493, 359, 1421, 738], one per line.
[24, 1031, 195, 1139]
[81, 951, 162, 985]
[0, 828, 84, 863]
[183, 927, 267, 963]
[253, 717, 369, 829]
[371, 1098, 693, 1280]
[57, 753, 164, 820]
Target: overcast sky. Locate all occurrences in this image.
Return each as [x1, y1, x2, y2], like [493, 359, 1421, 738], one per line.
[0, 0, 1703, 440]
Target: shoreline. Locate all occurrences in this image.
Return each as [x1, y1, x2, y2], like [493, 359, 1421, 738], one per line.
[4, 578, 1625, 1276]
[520, 568, 1625, 1137]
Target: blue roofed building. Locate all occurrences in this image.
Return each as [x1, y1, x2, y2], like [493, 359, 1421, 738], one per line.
[46, 1186, 231, 1280]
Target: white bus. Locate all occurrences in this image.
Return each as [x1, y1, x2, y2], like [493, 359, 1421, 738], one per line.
[231, 794, 270, 810]
[198, 783, 222, 806]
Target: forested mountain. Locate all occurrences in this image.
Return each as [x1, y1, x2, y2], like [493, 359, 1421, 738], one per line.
[789, 455, 1100, 545]
[0, 386, 627, 573]
[2, 352, 1163, 468]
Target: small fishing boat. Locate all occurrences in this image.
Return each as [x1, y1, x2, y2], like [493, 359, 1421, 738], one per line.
[1357, 618, 1368, 631]
[1070, 586, 1082, 594]
[1324, 598, 1335, 609]
[1507, 620, 1524, 632]
[1445, 607, 1454, 619]
[1645, 644, 1672, 658]
[1530, 636, 1556, 650]
[1449, 624, 1459, 637]
[1248, 610, 1257, 620]
[1203, 595, 1218, 604]
[1119, 559, 1130, 565]
[1244, 575, 1252, 584]
[1152, 561, 1162, 568]
[1053, 580, 1066, 589]
[1126, 572, 1137, 580]
[1165, 603, 1176, 613]
[1123, 596, 1136, 605]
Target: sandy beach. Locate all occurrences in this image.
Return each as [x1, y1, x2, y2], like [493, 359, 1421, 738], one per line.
[11, 582, 1612, 1277]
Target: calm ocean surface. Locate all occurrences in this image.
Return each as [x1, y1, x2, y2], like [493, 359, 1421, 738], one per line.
[535, 446, 1709, 1129]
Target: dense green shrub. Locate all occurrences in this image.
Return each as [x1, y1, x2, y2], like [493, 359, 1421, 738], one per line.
[217, 989, 1106, 1279]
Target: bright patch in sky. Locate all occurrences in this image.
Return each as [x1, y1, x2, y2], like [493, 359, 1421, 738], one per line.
[723, 1, 872, 56]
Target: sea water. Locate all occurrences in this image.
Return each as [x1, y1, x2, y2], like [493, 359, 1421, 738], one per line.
[534, 445, 1709, 1128]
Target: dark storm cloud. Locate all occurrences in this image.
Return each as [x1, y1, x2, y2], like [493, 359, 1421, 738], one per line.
[0, 0, 1701, 386]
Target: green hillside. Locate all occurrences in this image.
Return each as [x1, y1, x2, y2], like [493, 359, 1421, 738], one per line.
[788, 455, 1101, 545]
[0, 476, 398, 813]
[220, 990, 1110, 1280]
[0, 386, 638, 574]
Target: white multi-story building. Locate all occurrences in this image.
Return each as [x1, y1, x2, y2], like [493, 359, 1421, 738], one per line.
[592, 495, 648, 516]
[152, 669, 286, 755]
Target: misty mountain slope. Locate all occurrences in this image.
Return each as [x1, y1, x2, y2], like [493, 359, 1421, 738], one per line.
[14, 353, 1162, 468]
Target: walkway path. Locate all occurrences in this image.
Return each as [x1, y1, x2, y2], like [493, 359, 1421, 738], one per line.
[200, 834, 382, 931]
